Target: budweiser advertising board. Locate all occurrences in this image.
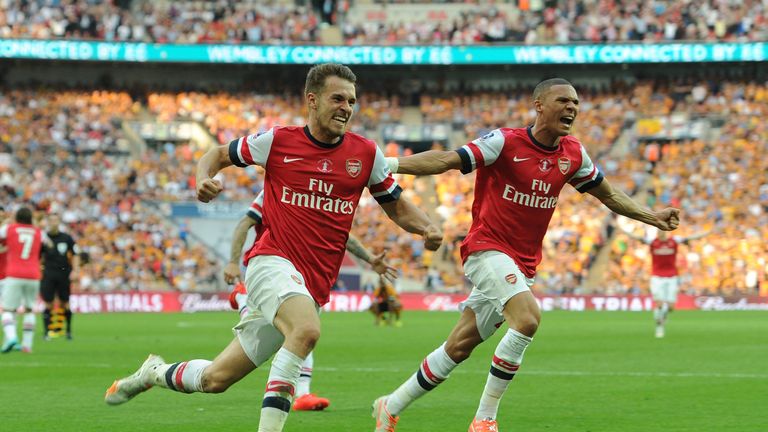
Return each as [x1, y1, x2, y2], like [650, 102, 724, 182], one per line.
[60, 292, 768, 314]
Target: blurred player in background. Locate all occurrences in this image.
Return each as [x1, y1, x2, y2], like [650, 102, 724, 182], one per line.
[0, 205, 7, 311]
[0, 207, 51, 353]
[620, 225, 710, 338]
[105, 63, 442, 432]
[373, 78, 680, 432]
[223, 191, 398, 411]
[369, 276, 402, 327]
[40, 213, 79, 340]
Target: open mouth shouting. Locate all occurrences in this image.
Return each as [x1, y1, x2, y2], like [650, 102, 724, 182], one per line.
[559, 115, 575, 128]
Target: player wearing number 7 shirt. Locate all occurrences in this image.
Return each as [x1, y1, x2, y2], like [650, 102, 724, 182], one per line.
[372, 78, 681, 432]
[104, 63, 442, 432]
[1, 207, 52, 354]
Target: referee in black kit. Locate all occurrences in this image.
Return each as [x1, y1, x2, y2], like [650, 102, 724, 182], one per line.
[41, 213, 79, 340]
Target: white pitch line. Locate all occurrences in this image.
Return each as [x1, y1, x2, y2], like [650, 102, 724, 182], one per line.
[314, 366, 768, 380]
[175, 321, 223, 328]
[2, 363, 764, 380]
[0, 362, 113, 369]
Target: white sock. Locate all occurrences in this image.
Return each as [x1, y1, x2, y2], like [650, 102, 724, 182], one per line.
[236, 292, 248, 316]
[386, 343, 458, 416]
[296, 351, 313, 397]
[259, 347, 303, 432]
[475, 328, 532, 420]
[150, 359, 212, 393]
[21, 313, 35, 350]
[2, 312, 16, 342]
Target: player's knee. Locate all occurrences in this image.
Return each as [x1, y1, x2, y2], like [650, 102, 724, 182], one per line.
[290, 325, 320, 353]
[512, 314, 539, 337]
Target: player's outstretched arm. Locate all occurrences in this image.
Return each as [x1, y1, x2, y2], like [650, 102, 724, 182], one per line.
[196, 145, 233, 202]
[345, 235, 398, 282]
[379, 199, 443, 251]
[387, 150, 462, 176]
[587, 178, 680, 231]
[617, 222, 647, 242]
[682, 229, 711, 243]
[224, 214, 258, 284]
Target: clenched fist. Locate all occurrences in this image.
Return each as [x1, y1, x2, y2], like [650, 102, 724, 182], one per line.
[223, 262, 241, 285]
[654, 208, 680, 231]
[423, 224, 443, 251]
[197, 178, 223, 203]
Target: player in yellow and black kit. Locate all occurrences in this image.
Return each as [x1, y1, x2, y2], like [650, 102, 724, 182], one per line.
[370, 276, 402, 327]
[41, 213, 79, 340]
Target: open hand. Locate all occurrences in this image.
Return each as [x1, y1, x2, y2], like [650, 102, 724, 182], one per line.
[370, 251, 398, 283]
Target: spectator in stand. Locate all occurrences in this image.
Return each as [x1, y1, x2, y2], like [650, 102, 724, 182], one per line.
[606, 81, 768, 296]
[0, 89, 222, 292]
[1, 79, 765, 295]
[1, 1, 766, 45]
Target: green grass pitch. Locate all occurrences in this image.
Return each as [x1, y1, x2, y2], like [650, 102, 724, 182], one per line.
[0, 310, 765, 431]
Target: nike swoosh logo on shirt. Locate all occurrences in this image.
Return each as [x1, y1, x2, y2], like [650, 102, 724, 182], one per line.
[284, 157, 303, 163]
[513, 156, 531, 162]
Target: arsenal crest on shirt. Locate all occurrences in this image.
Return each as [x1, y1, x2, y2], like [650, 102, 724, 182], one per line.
[505, 273, 517, 284]
[558, 157, 571, 174]
[346, 159, 362, 178]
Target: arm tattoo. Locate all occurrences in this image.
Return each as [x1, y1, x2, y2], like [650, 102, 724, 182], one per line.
[345, 236, 371, 263]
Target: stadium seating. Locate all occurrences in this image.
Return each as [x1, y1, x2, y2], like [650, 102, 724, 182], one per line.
[1, 1, 765, 44]
[0, 89, 222, 292]
[606, 81, 768, 296]
[3, 78, 765, 294]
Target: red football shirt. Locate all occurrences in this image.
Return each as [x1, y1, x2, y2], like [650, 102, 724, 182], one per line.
[229, 126, 400, 305]
[456, 127, 603, 278]
[0, 247, 6, 280]
[0, 223, 46, 280]
[246, 192, 266, 242]
[649, 237, 680, 277]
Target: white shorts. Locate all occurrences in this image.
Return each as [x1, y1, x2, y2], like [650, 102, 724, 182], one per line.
[1, 277, 40, 311]
[650, 276, 679, 304]
[233, 255, 315, 366]
[459, 251, 534, 340]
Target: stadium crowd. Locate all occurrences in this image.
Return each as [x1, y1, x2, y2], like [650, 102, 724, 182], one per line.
[0, 0, 765, 45]
[606, 81, 768, 296]
[147, 90, 402, 147]
[1, 77, 766, 296]
[0, 89, 222, 292]
[0, 0, 320, 44]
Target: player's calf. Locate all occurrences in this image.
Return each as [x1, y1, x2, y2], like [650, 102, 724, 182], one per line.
[473, 328, 531, 422]
[199, 362, 242, 393]
[260, 347, 305, 431]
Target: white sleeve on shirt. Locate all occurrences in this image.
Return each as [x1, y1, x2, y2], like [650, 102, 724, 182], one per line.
[228, 128, 275, 168]
[456, 129, 505, 174]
